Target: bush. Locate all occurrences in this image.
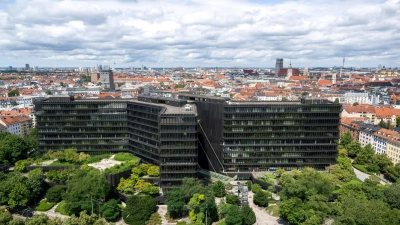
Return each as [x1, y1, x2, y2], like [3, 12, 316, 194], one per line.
[35, 200, 56, 211]
[49, 161, 79, 166]
[147, 166, 160, 177]
[253, 191, 270, 207]
[45, 185, 66, 203]
[123, 195, 157, 225]
[213, 181, 227, 197]
[14, 158, 33, 172]
[100, 199, 121, 221]
[251, 184, 262, 193]
[105, 160, 139, 175]
[176, 222, 187, 225]
[226, 194, 238, 205]
[245, 181, 252, 191]
[114, 153, 140, 162]
[84, 154, 111, 164]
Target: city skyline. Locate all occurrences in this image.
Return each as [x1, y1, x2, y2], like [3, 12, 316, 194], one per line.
[0, 0, 399, 68]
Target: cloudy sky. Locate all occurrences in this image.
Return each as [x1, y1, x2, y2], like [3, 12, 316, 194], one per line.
[0, 0, 399, 68]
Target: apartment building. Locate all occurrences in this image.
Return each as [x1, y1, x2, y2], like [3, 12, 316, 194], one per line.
[0, 116, 32, 136]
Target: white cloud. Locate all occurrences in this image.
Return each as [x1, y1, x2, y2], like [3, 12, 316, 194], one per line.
[0, 0, 399, 68]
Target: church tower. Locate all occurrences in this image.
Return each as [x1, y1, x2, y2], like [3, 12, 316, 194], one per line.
[286, 60, 293, 80]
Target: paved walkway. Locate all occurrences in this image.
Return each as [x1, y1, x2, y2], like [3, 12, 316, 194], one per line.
[352, 167, 386, 185]
[247, 191, 287, 225]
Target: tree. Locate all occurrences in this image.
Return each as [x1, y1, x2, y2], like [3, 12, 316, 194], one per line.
[301, 92, 309, 96]
[165, 187, 185, 218]
[63, 170, 111, 215]
[386, 163, 400, 182]
[0, 134, 30, 164]
[384, 183, 400, 209]
[45, 185, 66, 203]
[143, 185, 159, 196]
[60, 82, 64, 87]
[355, 144, 375, 165]
[26, 168, 46, 200]
[371, 154, 393, 172]
[7, 90, 19, 97]
[225, 205, 243, 225]
[147, 166, 160, 177]
[212, 181, 226, 197]
[182, 178, 204, 202]
[241, 206, 256, 225]
[46, 90, 52, 95]
[123, 195, 157, 225]
[334, 98, 339, 103]
[25, 128, 38, 153]
[226, 194, 238, 205]
[8, 182, 30, 207]
[347, 141, 362, 158]
[253, 190, 269, 207]
[338, 146, 348, 158]
[339, 131, 353, 148]
[100, 199, 121, 221]
[397, 116, 400, 127]
[353, 102, 359, 106]
[361, 178, 386, 201]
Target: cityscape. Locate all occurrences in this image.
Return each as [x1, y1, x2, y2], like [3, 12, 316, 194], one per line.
[1, 0, 400, 225]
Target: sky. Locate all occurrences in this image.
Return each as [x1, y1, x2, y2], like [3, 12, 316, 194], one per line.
[0, 0, 399, 68]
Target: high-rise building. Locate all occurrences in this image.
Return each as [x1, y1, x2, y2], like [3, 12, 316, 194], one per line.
[25, 64, 30, 70]
[35, 94, 340, 186]
[99, 70, 115, 91]
[275, 58, 283, 76]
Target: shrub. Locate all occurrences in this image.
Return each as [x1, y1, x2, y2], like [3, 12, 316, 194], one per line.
[226, 194, 238, 205]
[100, 199, 121, 221]
[35, 200, 56, 211]
[251, 184, 262, 193]
[253, 191, 270, 207]
[147, 166, 160, 177]
[45, 185, 66, 203]
[147, 212, 162, 225]
[105, 160, 139, 175]
[14, 158, 33, 172]
[213, 181, 227, 198]
[245, 181, 252, 191]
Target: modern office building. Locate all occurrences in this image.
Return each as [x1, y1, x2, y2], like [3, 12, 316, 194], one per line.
[179, 94, 341, 173]
[35, 95, 197, 188]
[35, 94, 340, 186]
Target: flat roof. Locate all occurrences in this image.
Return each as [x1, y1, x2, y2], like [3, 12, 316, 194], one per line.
[227, 101, 302, 105]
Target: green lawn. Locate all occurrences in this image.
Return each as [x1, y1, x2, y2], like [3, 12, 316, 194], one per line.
[35, 200, 56, 211]
[353, 164, 373, 175]
[49, 161, 79, 166]
[113, 153, 140, 162]
[267, 174, 277, 179]
[266, 205, 280, 217]
[216, 220, 226, 225]
[268, 198, 277, 204]
[84, 154, 111, 164]
[55, 200, 69, 215]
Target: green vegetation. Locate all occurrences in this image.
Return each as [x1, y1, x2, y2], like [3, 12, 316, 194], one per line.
[104, 160, 139, 175]
[100, 199, 121, 221]
[212, 181, 227, 197]
[45, 185, 66, 203]
[147, 212, 162, 225]
[113, 152, 140, 162]
[83, 154, 111, 164]
[353, 164, 372, 174]
[7, 89, 19, 97]
[49, 161, 79, 166]
[123, 195, 157, 225]
[46, 168, 77, 182]
[35, 200, 56, 211]
[55, 200, 68, 215]
[266, 205, 279, 217]
[0, 133, 30, 165]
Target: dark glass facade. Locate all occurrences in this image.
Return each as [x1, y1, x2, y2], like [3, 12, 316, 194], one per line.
[35, 96, 197, 188]
[36, 95, 340, 187]
[178, 94, 341, 173]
